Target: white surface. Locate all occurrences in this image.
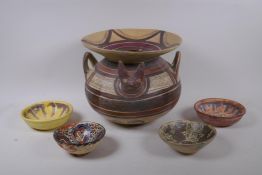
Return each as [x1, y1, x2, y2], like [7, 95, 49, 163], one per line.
[0, 0, 261, 174]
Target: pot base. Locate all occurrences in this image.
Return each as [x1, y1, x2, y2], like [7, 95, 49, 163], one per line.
[104, 112, 168, 125]
[89, 98, 179, 125]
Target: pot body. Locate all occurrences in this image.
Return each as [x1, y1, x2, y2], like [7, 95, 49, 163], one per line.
[84, 53, 181, 125]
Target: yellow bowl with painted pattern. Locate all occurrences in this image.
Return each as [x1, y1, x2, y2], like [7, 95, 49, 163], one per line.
[21, 101, 73, 131]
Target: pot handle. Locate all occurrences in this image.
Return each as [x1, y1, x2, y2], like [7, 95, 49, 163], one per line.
[83, 52, 97, 80]
[171, 51, 181, 81]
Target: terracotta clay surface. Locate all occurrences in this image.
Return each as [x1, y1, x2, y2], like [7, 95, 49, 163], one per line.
[194, 98, 246, 127]
[83, 52, 181, 125]
[159, 120, 216, 154]
[82, 29, 182, 125]
[82, 29, 182, 63]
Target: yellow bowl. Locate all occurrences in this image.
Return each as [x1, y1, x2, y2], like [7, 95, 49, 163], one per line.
[21, 101, 73, 131]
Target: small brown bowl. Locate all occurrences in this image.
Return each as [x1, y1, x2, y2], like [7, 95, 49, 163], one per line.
[194, 98, 246, 127]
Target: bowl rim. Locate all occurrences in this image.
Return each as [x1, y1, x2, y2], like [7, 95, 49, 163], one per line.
[53, 121, 106, 146]
[81, 28, 182, 54]
[21, 100, 73, 123]
[194, 98, 246, 119]
[159, 120, 217, 146]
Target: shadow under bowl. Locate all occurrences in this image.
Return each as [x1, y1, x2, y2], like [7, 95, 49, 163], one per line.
[194, 98, 246, 127]
[159, 120, 216, 154]
[53, 121, 106, 156]
[21, 101, 73, 131]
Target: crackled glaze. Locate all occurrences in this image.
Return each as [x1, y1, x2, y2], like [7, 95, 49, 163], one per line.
[53, 121, 105, 155]
[159, 120, 216, 154]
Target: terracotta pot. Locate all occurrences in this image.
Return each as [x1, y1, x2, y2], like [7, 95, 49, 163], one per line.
[82, 29, 182, 125]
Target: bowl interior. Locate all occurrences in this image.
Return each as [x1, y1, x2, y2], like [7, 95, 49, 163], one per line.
[195, 98, 245, 118]
[22, 101, 72, 121]
[53, 122, 105, 146]
[82, 29, 182, 62]
[160, 120, 216, 144]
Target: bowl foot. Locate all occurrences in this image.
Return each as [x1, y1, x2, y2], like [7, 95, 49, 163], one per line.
[175, 150, 198, 155]
[71, 153, 89, 157]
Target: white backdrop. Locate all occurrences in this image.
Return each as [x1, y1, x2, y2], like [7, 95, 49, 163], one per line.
[0, 0, 261, 174]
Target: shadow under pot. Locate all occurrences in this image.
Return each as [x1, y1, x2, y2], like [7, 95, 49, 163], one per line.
[82, 29, 183, 125]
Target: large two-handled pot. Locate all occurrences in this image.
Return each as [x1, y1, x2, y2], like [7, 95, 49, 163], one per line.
[82, 29, 182, 125]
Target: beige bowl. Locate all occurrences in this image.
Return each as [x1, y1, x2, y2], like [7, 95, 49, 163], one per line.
[82, 28, 182, 63]
[159, 120, 216, 154]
